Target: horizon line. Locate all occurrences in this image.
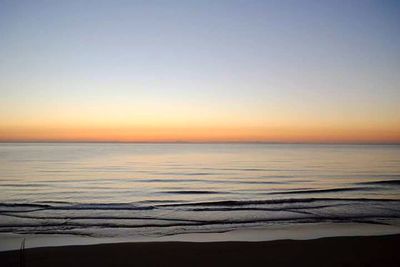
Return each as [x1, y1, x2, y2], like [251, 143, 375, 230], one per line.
[1, 140, 399, 145]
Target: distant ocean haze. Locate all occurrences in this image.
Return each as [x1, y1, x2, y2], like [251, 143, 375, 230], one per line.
[0, 143, 399, 238]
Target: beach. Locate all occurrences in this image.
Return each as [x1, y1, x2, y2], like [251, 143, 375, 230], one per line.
[1, 234, 400, 267]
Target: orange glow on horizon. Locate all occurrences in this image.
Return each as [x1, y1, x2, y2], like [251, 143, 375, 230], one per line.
[1, 124, 399, 143]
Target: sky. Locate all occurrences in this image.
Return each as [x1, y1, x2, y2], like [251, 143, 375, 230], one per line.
[0, 0, 399, 143]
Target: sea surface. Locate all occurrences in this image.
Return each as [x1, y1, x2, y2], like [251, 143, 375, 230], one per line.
[0, 143, 400, 239]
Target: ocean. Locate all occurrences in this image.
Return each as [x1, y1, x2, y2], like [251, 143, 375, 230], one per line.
[0, 143, 400, 243]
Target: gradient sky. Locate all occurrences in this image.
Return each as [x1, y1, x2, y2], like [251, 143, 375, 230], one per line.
[0, 0, 399, 143]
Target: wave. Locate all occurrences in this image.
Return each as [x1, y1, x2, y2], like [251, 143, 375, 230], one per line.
[1, 197, 400, 237]
[161, 190, 224, 195]
[269, 187, 374, 195]
[0, 203, 153, 212]
[0, 184, 49, 188]
[158, 172, 217, 176]
[0, 203, 51, 208]
[1, 215, 398, 234]
[1, 197, 399, 211]
[127, 178, 286, 185]
[131, 178, 200, 183]
[359, 180, 400, 186]
[0, 213, 206, 223]
[158, 197, 400, 207]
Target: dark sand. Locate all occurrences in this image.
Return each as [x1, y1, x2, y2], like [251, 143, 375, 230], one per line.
[1, 234, 400, 267]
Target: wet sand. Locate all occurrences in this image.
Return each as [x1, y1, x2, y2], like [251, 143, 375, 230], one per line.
[1, 234, 399, 267]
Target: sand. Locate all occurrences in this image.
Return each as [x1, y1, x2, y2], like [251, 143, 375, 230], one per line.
[1, 234, 399, 267]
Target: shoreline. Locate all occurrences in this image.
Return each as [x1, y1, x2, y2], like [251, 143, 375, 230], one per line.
[2, 221, 400, 251]
[1, 234, 399, 266]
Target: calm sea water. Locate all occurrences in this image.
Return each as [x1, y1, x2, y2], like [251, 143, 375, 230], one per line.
[0, 143, 399, 238]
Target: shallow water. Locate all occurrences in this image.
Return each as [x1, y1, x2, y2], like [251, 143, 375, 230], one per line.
[0, 143, 399, 238]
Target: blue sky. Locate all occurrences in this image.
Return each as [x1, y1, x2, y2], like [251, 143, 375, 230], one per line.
[0, 0, 399, 142]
